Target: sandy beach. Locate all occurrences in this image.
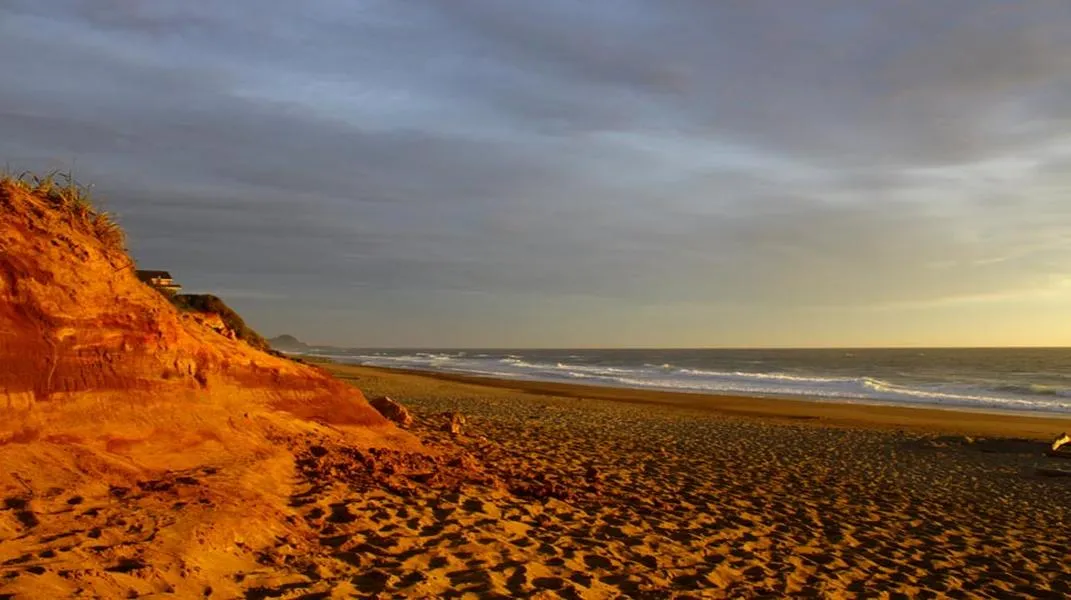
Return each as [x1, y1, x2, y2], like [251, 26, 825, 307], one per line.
[295, 363, 1070, 598]
[2, 359, 1070, 598]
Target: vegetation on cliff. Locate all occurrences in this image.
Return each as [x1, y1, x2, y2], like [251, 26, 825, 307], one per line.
[1, 169, 124, 251]
[170, 293, 270, 351]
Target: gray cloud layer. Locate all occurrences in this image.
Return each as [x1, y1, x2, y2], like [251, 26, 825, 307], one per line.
[3, 0, 1071, 346]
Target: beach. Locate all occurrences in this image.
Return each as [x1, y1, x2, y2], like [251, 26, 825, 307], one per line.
[2, 358, 1069, 598]
[304, 363, 1071, 598]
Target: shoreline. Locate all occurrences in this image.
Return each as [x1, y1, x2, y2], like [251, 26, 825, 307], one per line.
[322, 362, 1071, 439]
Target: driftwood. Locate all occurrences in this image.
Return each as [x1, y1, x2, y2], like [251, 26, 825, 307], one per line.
[1046, 432, 1071, 459]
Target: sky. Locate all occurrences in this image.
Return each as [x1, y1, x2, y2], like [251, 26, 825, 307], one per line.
[3, 1, 1071, 348]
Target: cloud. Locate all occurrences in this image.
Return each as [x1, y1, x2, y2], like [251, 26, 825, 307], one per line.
[434, 0, 1071, 166]
[2, 0, 1071, 345]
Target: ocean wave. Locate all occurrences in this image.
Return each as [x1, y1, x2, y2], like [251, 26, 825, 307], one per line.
[500, 357, 539, 368]
[676, 368, 861, 385]
[556, 362, 630, 375]
[414, 352, 455, 361]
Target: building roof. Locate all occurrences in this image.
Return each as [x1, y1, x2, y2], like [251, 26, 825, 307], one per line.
[136, 270, 173, 279]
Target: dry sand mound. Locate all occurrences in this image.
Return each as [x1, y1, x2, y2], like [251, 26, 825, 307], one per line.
[0, 178, 419, 597]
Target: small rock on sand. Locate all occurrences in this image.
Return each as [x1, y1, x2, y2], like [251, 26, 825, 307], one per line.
[370, 396, 414, 428]
[442, 412, 466, 435]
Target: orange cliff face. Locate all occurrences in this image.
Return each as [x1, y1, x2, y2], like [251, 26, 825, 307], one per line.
[0, 177, 411, 485]
[0, 179, 428, 596]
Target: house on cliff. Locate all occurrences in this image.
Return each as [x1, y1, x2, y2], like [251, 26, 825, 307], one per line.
[136, 270, 181, 293]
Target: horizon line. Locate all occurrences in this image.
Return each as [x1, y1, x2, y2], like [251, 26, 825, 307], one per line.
[291, 344, 1071, 351]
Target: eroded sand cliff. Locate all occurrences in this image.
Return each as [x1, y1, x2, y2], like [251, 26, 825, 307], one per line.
[0, 178, 418, 596]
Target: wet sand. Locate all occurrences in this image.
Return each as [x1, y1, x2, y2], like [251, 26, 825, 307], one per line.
[315, 364, 1071, 598]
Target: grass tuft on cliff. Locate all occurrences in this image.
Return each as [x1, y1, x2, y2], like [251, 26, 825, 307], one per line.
[0, 170, 125, 251]
[170, 293, 270, 351]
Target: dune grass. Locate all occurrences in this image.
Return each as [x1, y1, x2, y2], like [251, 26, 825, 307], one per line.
[1, 169, 125, 251]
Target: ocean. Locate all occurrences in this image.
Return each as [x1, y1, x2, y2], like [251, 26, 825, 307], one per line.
[313, 347, 1071, 416]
